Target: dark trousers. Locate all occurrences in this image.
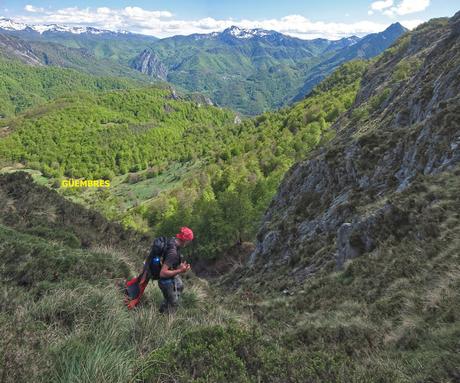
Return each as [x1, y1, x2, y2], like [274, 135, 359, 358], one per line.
[158, 276, 183, 313]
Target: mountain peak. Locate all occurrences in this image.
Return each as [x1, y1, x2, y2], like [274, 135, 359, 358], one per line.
[384, 22, 408, 34]
[222, 25, 274, 39]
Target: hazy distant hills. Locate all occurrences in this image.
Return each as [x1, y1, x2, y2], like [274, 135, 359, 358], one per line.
[0, 17, 407, 114]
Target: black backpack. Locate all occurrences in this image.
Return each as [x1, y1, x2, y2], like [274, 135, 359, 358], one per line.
[123, 237, 173, 300]
[144, 236, 171, 280]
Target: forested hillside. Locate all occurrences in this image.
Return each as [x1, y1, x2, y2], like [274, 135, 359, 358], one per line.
[0, 60, 368, 259]
[0, 86, 235, 178]
[0, 57, 145, 117]
[142, 61, 368, 258]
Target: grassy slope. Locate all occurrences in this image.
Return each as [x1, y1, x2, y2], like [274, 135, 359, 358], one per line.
[0, 172, 249, 383]
[3, 170, 457, 383]
[218, 167, 460, 383]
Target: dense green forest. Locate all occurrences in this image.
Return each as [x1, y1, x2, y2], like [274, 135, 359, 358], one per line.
[0, 60, 367, 258]
[0, 57, 144, 117]
[0, 86, 235, 177]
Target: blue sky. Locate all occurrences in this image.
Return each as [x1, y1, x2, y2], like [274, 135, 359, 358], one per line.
[1, 0, 459, 39]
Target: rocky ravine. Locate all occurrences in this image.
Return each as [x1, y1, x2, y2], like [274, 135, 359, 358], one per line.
[249, 13, 460, 277]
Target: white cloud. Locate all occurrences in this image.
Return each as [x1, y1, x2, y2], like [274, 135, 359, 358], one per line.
[393, 0, 430, 15]
[24, 4, 45, 13]
[12, 5, 418, 39]
[370, 0, 430, 17]
[370, 0, 393, 11]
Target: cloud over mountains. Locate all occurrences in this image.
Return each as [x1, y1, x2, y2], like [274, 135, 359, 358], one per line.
[8, 4, 423, 39]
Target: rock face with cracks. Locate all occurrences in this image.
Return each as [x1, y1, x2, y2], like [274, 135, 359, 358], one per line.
[130, 48, 168, 81]
[250, 13, 460, 276]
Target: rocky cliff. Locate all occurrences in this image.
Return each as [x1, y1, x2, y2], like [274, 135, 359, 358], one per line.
[130, 48, 168, 80]
[249, 14, 460, 283]
[0, 32, 43, 66]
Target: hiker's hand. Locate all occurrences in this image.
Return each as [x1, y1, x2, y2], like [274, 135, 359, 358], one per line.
[178, 262, 189, 273]
[185, 263, 191, 271]
[126, 298, 139, 310]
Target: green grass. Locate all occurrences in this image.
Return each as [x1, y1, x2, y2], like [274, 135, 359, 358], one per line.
[106, 161, 199, 208]
[1, 156, 458, 383]
[0, 229, 248, 382]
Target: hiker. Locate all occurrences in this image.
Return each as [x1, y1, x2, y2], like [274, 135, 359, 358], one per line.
[125, 226, 194, 312]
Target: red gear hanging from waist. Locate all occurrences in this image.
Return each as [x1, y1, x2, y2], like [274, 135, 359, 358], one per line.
[125, 270, 150, 310]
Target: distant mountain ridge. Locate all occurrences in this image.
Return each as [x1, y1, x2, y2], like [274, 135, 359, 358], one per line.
[292, 21, 408, 101]
[131, 23, 407, 114]
[0, 17, 407, 114]
[0, 17, 158, 80]
[0, 17, 133, 35]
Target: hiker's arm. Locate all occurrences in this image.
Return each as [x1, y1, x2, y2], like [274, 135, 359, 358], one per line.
[159, 262, 188, 278]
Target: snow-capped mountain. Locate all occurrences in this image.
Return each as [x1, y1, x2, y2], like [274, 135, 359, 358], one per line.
[185, 25, 297, 43]
[0, 17, 128, 35]
[224, 26, 273, 39]
[0, 17, 28, 31]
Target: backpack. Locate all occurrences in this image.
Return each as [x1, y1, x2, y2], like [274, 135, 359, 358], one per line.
[145, 236, 171, 280]
[124, 236, 171, 300]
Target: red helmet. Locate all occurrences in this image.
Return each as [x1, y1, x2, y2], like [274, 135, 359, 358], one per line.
[176, 226, 194, 241]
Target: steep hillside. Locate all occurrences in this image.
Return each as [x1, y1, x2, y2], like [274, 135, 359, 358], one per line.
[0, 30, 156, 83]
[215, 13, 460, 383]
[249, 15, 459, 277]
[0, 172, 148, 251]
[0, 171, 141, 381]
[0, 171, 249, 382]
[0, 32, 43, 65]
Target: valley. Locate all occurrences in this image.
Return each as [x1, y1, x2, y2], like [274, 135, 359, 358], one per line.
[0, 9, 459, 383]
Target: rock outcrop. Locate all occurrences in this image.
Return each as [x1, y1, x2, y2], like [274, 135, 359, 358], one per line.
[0, 32, 43, 66]
[130, 48, 168, 80]
[249, 14, 460, 278]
